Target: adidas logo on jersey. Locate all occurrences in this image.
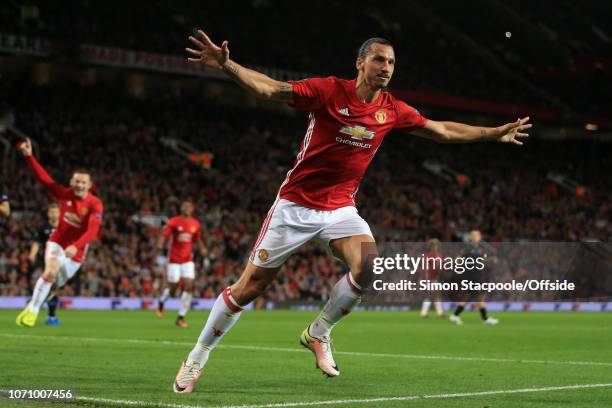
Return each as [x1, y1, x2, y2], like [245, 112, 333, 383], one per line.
[338, 108, 350, 116]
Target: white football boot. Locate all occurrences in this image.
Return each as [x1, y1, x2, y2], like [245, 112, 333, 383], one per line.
[173, 361, 203, 393]
[300, 326, 340, 377]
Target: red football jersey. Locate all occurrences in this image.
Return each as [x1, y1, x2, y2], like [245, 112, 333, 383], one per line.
[27, 156, 104, 262]
[279, 77, 427, 210]
[162, 216, 201, 264]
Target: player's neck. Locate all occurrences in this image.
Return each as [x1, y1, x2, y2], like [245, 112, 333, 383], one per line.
[354, 78, 381, 104]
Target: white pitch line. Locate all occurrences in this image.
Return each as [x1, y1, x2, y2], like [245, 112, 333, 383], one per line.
[53, 383, 612, 408]
[2, 333, 612, 367]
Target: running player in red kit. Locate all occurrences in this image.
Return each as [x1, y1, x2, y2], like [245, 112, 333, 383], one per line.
[157, 200, 206, 328]
[173, 30, 531, 392]
[16, 138, 104, 328]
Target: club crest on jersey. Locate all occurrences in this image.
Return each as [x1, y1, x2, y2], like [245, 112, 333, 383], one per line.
[64, 212, 82, 227]
[190, 227, 197, 233]
[374, 109, 387, 124]
[258, 249, 269, 262]
[339, 126, 375, 141]
[80, 207, 89, 216]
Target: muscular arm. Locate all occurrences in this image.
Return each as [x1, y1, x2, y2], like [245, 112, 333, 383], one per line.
[158, 220, 172, 251]
[157, 235, 166, 251]
[195, 228, 208, 257]
[186, 30, 294, 102]
[26, 156, 72, 198]
[72, 201, 103, 251]
[221, 60, 294, 101]
[412, 118, 531, 145]
[72, 215, 102, 250]
[197, 240, 208, 257]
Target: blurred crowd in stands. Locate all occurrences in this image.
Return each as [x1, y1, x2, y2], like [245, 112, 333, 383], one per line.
[2, 0, 610, 115]
[0, 81, 610, 301]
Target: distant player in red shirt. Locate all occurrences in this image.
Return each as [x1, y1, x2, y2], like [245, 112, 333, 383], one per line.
[16, 138, 104, 328]
[419, 239, 445, 318]
[157, 200, 206, 328]
[173, 30, 531, 392]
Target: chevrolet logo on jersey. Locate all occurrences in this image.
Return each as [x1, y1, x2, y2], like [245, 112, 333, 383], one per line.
[339, 126, 375, 141]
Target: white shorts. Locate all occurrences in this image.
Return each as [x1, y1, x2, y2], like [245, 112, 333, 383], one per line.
[45, 242, 82, 287]
[250, 199, 373, 268]
[167, 262, 195, 283]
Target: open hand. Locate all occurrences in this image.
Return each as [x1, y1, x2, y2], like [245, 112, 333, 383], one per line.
[186, 29, 229, 70]
[18, 137, 33, 156]
[495, 117, 531, 145]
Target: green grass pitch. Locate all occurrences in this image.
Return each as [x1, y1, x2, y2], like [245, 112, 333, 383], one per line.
[1, 309, 611, 407]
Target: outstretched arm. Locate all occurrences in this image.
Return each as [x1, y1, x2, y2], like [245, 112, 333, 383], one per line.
[413, 117, 531, 145]
[186, 29, 294, 101]
[18, 138, 71, 198]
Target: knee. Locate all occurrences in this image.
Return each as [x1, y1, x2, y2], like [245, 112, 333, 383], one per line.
[44, 261, 60, 280]
[183, 280, 193, 292]
[349, 253, 378, 288]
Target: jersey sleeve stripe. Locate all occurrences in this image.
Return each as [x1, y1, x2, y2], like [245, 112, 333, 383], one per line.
[278, 112, 316, 193]
[249, 197, 280, 260]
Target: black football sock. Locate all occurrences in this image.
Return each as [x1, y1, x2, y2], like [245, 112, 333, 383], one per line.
[47, 295, 58, 317]
[479, 307, 489, 320]
[454, 305, 464, 316]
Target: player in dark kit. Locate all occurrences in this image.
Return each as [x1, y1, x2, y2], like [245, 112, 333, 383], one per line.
[173, 31, 530, 392]
[29, 203, 61, 325]
[0, 177, 10, 218]
[449, 230, 499, 325]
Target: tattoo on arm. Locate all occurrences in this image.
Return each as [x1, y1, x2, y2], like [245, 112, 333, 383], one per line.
[480, 129, 487, 139]
[222, 61, 240, 76]
[275, 82, 294, 101]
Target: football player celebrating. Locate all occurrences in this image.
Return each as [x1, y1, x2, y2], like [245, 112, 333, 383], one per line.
[173, 30, 530, 392]
[16, 138, 104, 327]
[157, 200, 206, 328]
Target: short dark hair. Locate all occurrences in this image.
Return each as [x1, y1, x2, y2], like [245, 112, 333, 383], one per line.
[48, 203, 59, 210]
[357, 37, 393, 59]
[72, 168, 91, 178]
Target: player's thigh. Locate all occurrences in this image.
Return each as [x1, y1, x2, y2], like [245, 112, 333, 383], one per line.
[250, 199, 319, 269]
[319, 208, 377, 278]
[56, 259, 81, 287]
[44, 242, 65, 277]
[329, 234, 377, 277]
[167, 263, 181, 283]
[230, 261, 281, 305]
[180, 262, 195, 280]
